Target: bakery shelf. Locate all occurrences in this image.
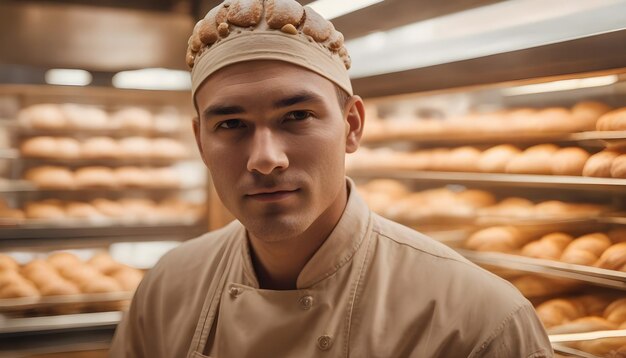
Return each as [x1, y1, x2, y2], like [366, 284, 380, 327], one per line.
[348, 169, 626, 192]
[0, 222, 206, 249]
[551, 330, 626, 358]
[456, 249, 626, 291]
[17, 127, 185, 138]
[0, 292, 132, 314]
[362, 130, 626, 148]
[17, 156, 196, 166]
[0, 180, 204, 193]
[0, 311, 121, 335]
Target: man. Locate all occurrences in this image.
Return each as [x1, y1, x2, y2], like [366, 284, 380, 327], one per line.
[110, 0, 553, 357]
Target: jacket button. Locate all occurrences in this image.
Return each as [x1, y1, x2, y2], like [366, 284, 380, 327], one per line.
[317, 335, 332, 351]
[228, 286, 241, 298]
[299, 295, 313, 310]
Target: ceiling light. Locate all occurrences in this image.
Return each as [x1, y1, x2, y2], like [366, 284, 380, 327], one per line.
[112, 68, 191, 91]
[45, 69, 92, 86]
[502, 75, 619, 96]
[307, 0, 384, 20]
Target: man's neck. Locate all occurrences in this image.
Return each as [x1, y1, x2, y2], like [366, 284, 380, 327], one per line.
[247, 184, 348, 290]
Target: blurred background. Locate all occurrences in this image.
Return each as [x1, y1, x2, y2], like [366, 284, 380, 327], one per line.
[0, 0, 626, 357]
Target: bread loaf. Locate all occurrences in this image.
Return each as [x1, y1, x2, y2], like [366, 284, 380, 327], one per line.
[81, 137, 120, 159]
[596, 107, 626, 131]
[611, 154, 626, 178]
[112, 108, 153, 131]
[582, 150, 620, 177]
[536, 298, 584, 327]
[465, 226, 529, 252]
[0, 254, 19, 271]
[74, 167, 116, 188]
[604, 298, 626, 324]
[571, 101, 612, 131]
[24, 166, 74, 189]
[550, 147, 590, 176]
[505, 144, 559, 175]
[19, 104, 67, 129]
[521, 233, 573, 260]
[594, 243, 626, 271]
[477, 145, 521, 173]
[560, 233, 612, 265]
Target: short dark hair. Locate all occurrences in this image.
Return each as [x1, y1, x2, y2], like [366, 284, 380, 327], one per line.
[334, 84, 352, 114]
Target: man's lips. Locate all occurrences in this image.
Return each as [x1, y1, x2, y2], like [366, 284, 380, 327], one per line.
[245, 189, 300, 202]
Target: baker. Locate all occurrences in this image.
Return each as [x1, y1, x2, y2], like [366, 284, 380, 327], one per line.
[110, 0, 553, 357]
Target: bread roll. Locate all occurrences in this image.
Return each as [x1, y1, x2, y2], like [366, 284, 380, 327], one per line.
[88, 252, 122, 275]
[151, 138, 188, 159]
[604, 298, 626, 324]
[560, 233, 612, 265]
[550, 147, 590, 176]
[571, 101, 612, 131]
[111, 267, 144, 291]
[66, 202, 104, 220]
[56, 138, 82, 159]
[521, 233, 573, 260]
[465, 226, 529, 252]
[536, 108, 574, 133]
[24, 166, 74, 189]
[611, 154, 626, 178]
[0, 280, 39, 298]
[441, 146, 481, 172]
[19, 104, 67, 129]
[114, 166, 151, 187]
[119, 137, 153, 158]
[594, 243, 626, 271]
[112, 108, 153, 131]
[91, 198, 124, 218]
[80, 275, 122, 294]
[477, 145, 522, 173]
[39, 278, 81, 296]
[58, 264, 100, 284]
[119, 198, 157, 220]
[21, 259, 56, 276]
[74, 166, 116, 188]
[597, 107, 626, 131]
[0, 254, 19, 271]
[25, 201, 66, 220]
[81, 137, 120, 159]
[20, 137, 58, 158]
[150, 167, 181, 188]
[536, 298, 584, 327]
[0, 270, 24, 289]
[362, 179, 409, 199]
[505, 144, 559, 175]
[456, 189, 496, 207]
[47, 252, 82, 271]
[582, 150, 620, 177]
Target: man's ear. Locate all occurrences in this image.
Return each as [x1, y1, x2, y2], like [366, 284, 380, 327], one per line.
[343, 95, 365, 154]
[192, 117, 210, 168]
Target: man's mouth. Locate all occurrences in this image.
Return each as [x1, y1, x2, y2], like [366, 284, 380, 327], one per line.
[245, 189, 300, 202]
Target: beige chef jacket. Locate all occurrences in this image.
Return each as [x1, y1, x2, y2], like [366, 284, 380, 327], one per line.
[110, 179, 553, 358]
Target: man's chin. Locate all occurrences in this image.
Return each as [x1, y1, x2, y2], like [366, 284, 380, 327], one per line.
[244, 215, 310, 243]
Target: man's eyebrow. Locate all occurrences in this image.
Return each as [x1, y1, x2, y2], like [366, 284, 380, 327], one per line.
[273, 91, 324, 109]
[202, 104, 246, 119]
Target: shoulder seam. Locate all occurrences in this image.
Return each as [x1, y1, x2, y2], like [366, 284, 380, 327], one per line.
[372, 228, 475, 268]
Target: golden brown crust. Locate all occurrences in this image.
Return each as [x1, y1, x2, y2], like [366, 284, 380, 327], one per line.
[583, 150, 620, 177]
[611, 154, 626, 178]
[302, 7, 332, 42]
[265, 0, 304, 29]
[551, 147, 590, 176]
[227, 0, 263, 27]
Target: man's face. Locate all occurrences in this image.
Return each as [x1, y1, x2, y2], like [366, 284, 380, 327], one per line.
[193, 61, 361, 241]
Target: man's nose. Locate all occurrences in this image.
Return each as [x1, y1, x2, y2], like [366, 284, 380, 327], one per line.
[246, 128, 289, 175]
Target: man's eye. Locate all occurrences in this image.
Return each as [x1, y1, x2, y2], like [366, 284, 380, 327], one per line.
[284, 111, 312, 122]
[217, 119, 245, 130]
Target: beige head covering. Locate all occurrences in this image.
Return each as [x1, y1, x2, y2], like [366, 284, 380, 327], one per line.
[186, 0, 352, 102]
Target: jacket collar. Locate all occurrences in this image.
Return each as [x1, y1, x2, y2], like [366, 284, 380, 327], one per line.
[239, 177, 372, 289]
